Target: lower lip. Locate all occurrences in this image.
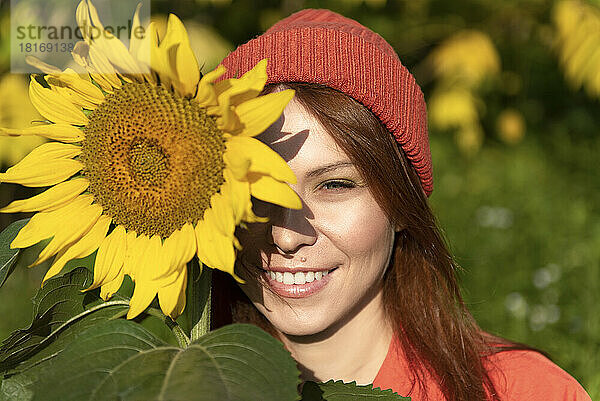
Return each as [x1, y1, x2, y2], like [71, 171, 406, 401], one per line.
[263, 270, 334, 298]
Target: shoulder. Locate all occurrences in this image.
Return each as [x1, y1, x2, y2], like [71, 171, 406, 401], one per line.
[485, 349, 591, 401]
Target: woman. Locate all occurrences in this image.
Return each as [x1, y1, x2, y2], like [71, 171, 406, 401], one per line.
[212, 9, 591, 401]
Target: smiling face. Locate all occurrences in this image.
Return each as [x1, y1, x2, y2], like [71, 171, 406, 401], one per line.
[236, 97, 396, 337]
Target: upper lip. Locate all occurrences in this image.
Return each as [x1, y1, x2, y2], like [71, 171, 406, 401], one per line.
[261, 266, 335, 273]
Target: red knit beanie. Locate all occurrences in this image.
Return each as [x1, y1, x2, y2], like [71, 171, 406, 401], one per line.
[220, 9, 433, 196]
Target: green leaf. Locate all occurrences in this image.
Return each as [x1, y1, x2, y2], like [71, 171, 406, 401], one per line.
[30, 319, 166, 401]
[23, 323, 300, 401]
[0, 219, 28, 289]
[0, 268, 129, 373]
[301, 380, 409, 401]
[90, 323, 300, 401]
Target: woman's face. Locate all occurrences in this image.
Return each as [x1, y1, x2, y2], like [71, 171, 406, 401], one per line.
[236, 98, 396, 337]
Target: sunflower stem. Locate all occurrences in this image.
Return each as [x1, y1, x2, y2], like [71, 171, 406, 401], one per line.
[145, 307, 191, 348]
[189, 258, 212, 342]
[168, 319, 191, 348]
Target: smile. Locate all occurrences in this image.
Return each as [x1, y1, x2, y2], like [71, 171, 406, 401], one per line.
[261, 268, 337, 298]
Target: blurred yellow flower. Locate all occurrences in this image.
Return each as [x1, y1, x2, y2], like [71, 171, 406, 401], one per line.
[553, 0, 600, 98]
[0, 74, 45, 166]
[427, 30, 503, 154]
[496, 109, 526, 145]
[429, 30, 501, 87]
[429, 88, 484, 154]
[429, 88, 479, 130]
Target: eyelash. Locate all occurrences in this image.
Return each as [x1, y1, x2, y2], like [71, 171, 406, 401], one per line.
[319, 179, 356, 191]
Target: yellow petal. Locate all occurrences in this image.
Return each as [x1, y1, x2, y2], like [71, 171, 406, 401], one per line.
[207, 191, 235, 239]
[222, 142, 251, 180]
[0, 178, 89, 213]
[32, 200, 103, 267]
[222, 169, 254, 224]
[88, 45, 122, 89]
[249, 173, 302, 210]
[71, 41, 89, 67]
[235, 89, 295, 137]
[10, 142, 81, 166]
[162, 223, 196, 277]
[225, 136, 296, 183]
[158, 267, 187, 318]
[29, 76, 87, 125]
[194, 218, 217, 270]
[100, 270, 124, 300]
[212, 98, 240, 133]
[46, 68, 105, 109]
[127, 281, 158, 319]
[134, 22, 159, 85]
[123, 233, 150, 279]
[87, 224, 127, 291]
[87, 30, 142, 77]
[210, 60, 269, 132]
[25, 55, 62, 74]
[127, 6, 156, 85]
[195, 214, 242, 283]
[136, 235, 168, 282]
[71, 41, 119, 93]
[0, 160, 82, 187]
[0, 124, 85, 143]
[215, 58, 268, 107]
[195, 65, 226, 106]
[122, 230, 139, 275]
[11, 194, 93, 248]
[172, 273, 187, 317]
[162, 15, 200, 97]
[76, 0, 104, 41]
[42, 215, 111, 284]
[0, 142, 82, 187]
[129, 3, 143, 55]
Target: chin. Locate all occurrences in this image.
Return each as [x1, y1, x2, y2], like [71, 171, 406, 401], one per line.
[255, 302, 336, 337]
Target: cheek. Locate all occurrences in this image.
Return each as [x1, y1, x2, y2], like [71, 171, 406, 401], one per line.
[316, 198, 394, 262]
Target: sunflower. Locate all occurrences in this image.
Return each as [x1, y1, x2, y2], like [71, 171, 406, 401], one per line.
[0, 0, 300, 319]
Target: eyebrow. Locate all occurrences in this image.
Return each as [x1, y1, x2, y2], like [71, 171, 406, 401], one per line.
[306, 162, 356, 178]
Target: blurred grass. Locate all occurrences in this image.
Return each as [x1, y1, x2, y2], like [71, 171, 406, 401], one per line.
[429, 132, 599, 397]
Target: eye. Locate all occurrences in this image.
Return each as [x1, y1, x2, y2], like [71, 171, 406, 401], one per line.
[319, 179, 356, 191]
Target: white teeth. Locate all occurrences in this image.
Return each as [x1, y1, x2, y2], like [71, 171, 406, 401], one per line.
[294, 272, 306, 285]
[283, 272, 294, 285]
[269, 270, 330, 284]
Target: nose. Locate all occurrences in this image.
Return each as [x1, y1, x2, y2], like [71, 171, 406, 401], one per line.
[268, 204, 317, 255]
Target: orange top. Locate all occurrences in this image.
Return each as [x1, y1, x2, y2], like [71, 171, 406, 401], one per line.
[373, 336, 592, 400]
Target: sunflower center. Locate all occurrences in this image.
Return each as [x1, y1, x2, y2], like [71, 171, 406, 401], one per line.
[127, 138, 169, 186]
[81, 82, 226, 238]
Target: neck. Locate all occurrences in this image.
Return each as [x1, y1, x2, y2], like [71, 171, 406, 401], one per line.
[278, 290, 393, 385]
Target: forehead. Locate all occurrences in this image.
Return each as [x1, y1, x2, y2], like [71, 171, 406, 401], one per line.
[257, 98, 347, 166]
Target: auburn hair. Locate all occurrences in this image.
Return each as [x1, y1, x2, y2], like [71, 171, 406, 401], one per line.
[212, 82, 537, 401]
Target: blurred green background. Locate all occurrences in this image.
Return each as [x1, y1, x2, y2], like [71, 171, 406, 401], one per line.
[0, 0, 598, 397]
